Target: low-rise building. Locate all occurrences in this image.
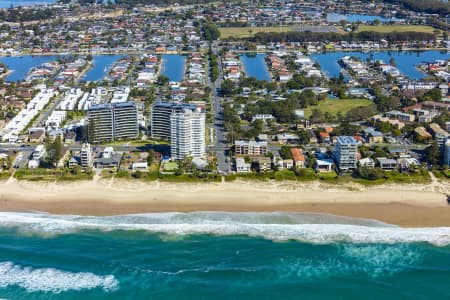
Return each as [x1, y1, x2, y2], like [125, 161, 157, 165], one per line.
[94, 147, 122, 169]
[315, 159, 334, 172]
[235, 140, 268, 156]
[386, 110, 415, 122]
[290, 148, 305, 168]
[235, 157, 251, 173]
[254, 157, 271, 173]
[376, 157, 397, 170]
[132, 162, 148, 172]
[359, 157, 375, 168]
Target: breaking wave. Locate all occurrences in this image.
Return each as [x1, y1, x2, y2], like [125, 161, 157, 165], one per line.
[0, 211, 449, 246]
[278, 243, 422, 279]
[0, 261, 118, 293]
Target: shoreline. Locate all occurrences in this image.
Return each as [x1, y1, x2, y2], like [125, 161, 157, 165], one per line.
[0, 179, 449, 227]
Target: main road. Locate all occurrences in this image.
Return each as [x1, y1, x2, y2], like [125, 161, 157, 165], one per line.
[208, 42, 230, 174]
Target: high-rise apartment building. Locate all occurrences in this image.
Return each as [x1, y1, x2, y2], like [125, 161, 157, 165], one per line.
[444, 137, 450, 167]
[334, 136, 358, 171]
[150, 101, 199, 140]
[170, 108, 205, 160]
[88, 101, 138, 143]
[80, 143, 93, 168]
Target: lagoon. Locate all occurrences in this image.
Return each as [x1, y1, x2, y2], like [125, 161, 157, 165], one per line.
[0, 0, 54, 7]
[0, 56, 57, 82]
[311, 50, 450, 80]
[83, 55, 124, 82]
[160, 54, 186, 82]
[240, 54, 272, 81]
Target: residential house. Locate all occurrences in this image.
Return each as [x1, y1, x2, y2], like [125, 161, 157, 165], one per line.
[315, 159, 334, 172]
[235, 157, 251, 173]
[290, 148, 305, 168]
[376, 157, 397, 170]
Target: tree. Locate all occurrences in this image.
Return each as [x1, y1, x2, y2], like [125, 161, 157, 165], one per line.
[158, 75, 169, 86]
[147, 149, 155, 165]
[422, 88, 442, 102]
[425, 141, 440, 166]
[389, 57, 397, 67]
[46, 137, 63, 167]
[280, 146, 293, 160]
[310, 109, 323, 123]
[354, 166, 385, 180]
[203, 22, 220, 41]
[221, 79, 235, 96]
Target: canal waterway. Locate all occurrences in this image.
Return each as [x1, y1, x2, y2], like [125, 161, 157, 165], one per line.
[311, 50, 450, 80]
[160, 54, 186, 82]
[240, 54, 272, 81]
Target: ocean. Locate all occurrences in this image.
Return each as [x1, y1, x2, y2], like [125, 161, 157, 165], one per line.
[0, 211, 449, 299]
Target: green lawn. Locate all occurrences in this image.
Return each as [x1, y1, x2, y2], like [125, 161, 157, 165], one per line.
[219, 26, 295, 39]
[303, 99, 373, 118]
[355, 25, 436, 34]
[103, 140, 169, 147]
[163, 162, 178, 172]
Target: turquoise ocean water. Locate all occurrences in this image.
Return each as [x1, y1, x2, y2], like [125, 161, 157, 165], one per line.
[0, 211, 449, 299]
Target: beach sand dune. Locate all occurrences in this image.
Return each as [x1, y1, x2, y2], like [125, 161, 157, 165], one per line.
[0, 179, 449, 227]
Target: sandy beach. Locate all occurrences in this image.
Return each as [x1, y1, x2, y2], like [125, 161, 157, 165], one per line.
[0, 178, 449, 227]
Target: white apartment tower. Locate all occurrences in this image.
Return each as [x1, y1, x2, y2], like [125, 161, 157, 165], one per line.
[444, 137, 450, 167]
[170, 108, 205, 160]
[80, 143, 93, 168]
[334, 136, 358, 172]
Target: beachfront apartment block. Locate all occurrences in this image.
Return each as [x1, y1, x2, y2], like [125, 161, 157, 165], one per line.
[170, 108, 206, 160]
[235, 140, 268, 156]
[80, 143, 93, 168]
[113, 102, 139, 140]
[444, 138, 450, 167]
[150, 102, 200, 140]
[88, 101, 138, 143]
[334, 136, 358, 172]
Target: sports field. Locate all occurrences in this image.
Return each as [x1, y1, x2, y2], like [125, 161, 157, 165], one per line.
[219, 26, 295, 38]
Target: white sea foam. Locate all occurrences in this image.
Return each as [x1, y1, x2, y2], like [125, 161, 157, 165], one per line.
[0, 212, 449, 246]
[278, 244, 421, 279]
[0, 261, 118, 293]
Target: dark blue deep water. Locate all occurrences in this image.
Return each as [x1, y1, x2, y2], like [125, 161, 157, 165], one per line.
[0, 212, 449, 300]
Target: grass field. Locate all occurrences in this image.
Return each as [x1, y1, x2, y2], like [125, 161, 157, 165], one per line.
[219, 26, 295, 39]
[219, 25, 437, 39]
[163, 162, 179, 172]
[355, 25, 436, 34]
[303, 99, 373, 118]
